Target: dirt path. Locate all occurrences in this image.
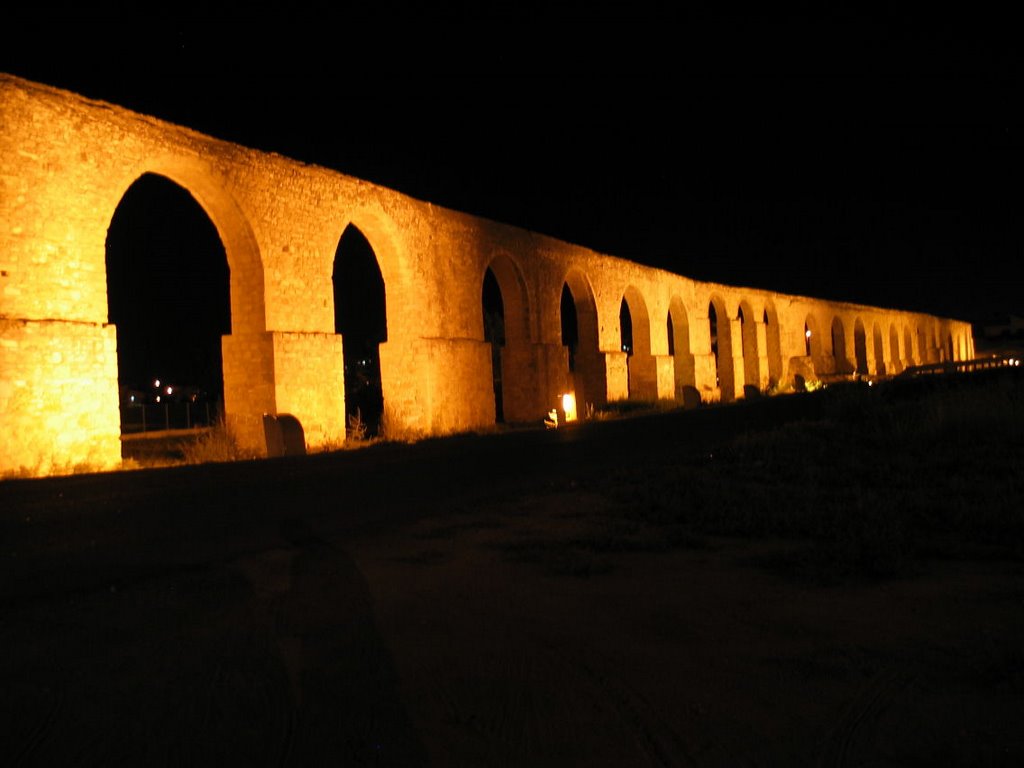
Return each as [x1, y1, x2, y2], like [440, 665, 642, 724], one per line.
[3, 395, 1022, 765]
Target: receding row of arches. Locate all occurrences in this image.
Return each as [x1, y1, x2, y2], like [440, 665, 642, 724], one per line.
[803, 314, 965, 378]
[104, 172, 968, 443]
[106, 173, 392, 437]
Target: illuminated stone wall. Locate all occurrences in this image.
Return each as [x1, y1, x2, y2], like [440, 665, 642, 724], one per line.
[1, 75, 976, 477]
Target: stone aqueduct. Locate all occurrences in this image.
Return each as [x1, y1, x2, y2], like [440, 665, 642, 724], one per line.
[1, 75, 974, 477]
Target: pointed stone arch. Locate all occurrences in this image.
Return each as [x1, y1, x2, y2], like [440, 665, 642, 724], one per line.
[888, 323, 902, 374]
[668, 296, 697, 403]
[832, 316, 852, 374]
[763, 300, 783, 388]
[853, 317, 869, 375]
[560, 268, 605, 408]
[116, 161, 265, 335]
[105, 164, 268, 451]
[333, 223, 388, 435]
[804, 313, 823, 361]
[871, 321, 885, 375]
[738, 299, 761, 393]
[482, 252, 534, 422]
[917, 325, 931, 365]
[708, 294, 738, 401]
[331, 210, 434, 437]
[333, 210, 406, 338]
[621, 285, 657, 400]
[105, 173, 231, 438]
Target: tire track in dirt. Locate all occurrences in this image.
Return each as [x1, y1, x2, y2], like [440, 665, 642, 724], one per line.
[815, 665, 915, 767]
[527, 634, 697, 768]
[10, 684, 63, 768]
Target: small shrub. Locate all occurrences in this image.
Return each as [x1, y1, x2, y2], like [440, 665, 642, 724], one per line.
[347, 409, 368, 442]
[181, 424, 244, 465]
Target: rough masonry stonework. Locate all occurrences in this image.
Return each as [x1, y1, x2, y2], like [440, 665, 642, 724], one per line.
[0, 75, 975, 477]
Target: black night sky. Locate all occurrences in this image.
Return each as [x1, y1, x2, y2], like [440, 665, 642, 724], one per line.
[4, 18, 1021, 330]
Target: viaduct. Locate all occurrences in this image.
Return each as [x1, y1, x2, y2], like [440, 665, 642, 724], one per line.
[1, 75, 975, 478]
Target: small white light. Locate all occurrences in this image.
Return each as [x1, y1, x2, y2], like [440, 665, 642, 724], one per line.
[166, 386, 173, 395]
[805, 329, 812, 339]
[154, 379, 160, 388]
[155, 395, 161, 403]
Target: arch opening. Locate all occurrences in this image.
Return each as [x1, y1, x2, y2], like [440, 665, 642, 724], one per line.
[854, 318, 869, 375]
[333, 224, 387, 436]
[917, 325, 930, 365]
[619, 298, 633, 356]
[482, 267, 506, 423]
[708, 297, 736, 400]
[804, 313, 825, 374]
[560, 272, 602, 407]
[560, 284, 579, 372]
[482, 254, 532, 422]
[621, 287, 655, 400]
[832, 316, 851, 374]
[738, 302, 760, 391]
[904, 326, 915, 367]
[872, 322, 886, 376]
[105, 173, 230, 438]
[709, 302, 719, 385]
[668, 298, 697, 402]
[888, 324, 901, 374]
[764, 305, 783, 388]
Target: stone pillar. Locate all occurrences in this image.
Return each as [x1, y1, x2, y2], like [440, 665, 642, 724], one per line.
[379, 336, 494, 439]
[502, 341, 567, 423]
[727, 316, 745, 401]
[653, 354, 675, 400]
[572, 347, 610, 410]
[270, 332, 345, 450]
[627, 352, 659, 401]
[1, 318, 121, 477]
[865, 339, 879, 376]
[694, 352, 719, 402]
[604, 350, 629, 403]
[222, 332, 278, 455]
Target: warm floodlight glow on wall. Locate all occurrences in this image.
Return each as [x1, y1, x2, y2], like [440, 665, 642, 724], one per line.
[561, 392, 578, 422]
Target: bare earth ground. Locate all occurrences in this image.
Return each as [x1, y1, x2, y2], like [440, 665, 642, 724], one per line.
[2, 387, 1022, 766]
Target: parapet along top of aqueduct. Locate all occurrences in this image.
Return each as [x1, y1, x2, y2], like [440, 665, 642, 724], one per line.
[1, 74, 974, 478]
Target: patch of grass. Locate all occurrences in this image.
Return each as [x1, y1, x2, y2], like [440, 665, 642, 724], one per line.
[492, 536, 615, 578]
[593, 371, 1024, 582]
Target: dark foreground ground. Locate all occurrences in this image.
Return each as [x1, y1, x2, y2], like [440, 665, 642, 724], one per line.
[2, 372, 1023, 766]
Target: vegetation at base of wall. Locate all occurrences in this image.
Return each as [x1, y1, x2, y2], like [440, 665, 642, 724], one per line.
[347, 409, 368, 442]
[593, 398, 680, 419]
[377, 405, 424, 444]
[180, 423, 247, 465]
[588, 371, 1024, 583]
